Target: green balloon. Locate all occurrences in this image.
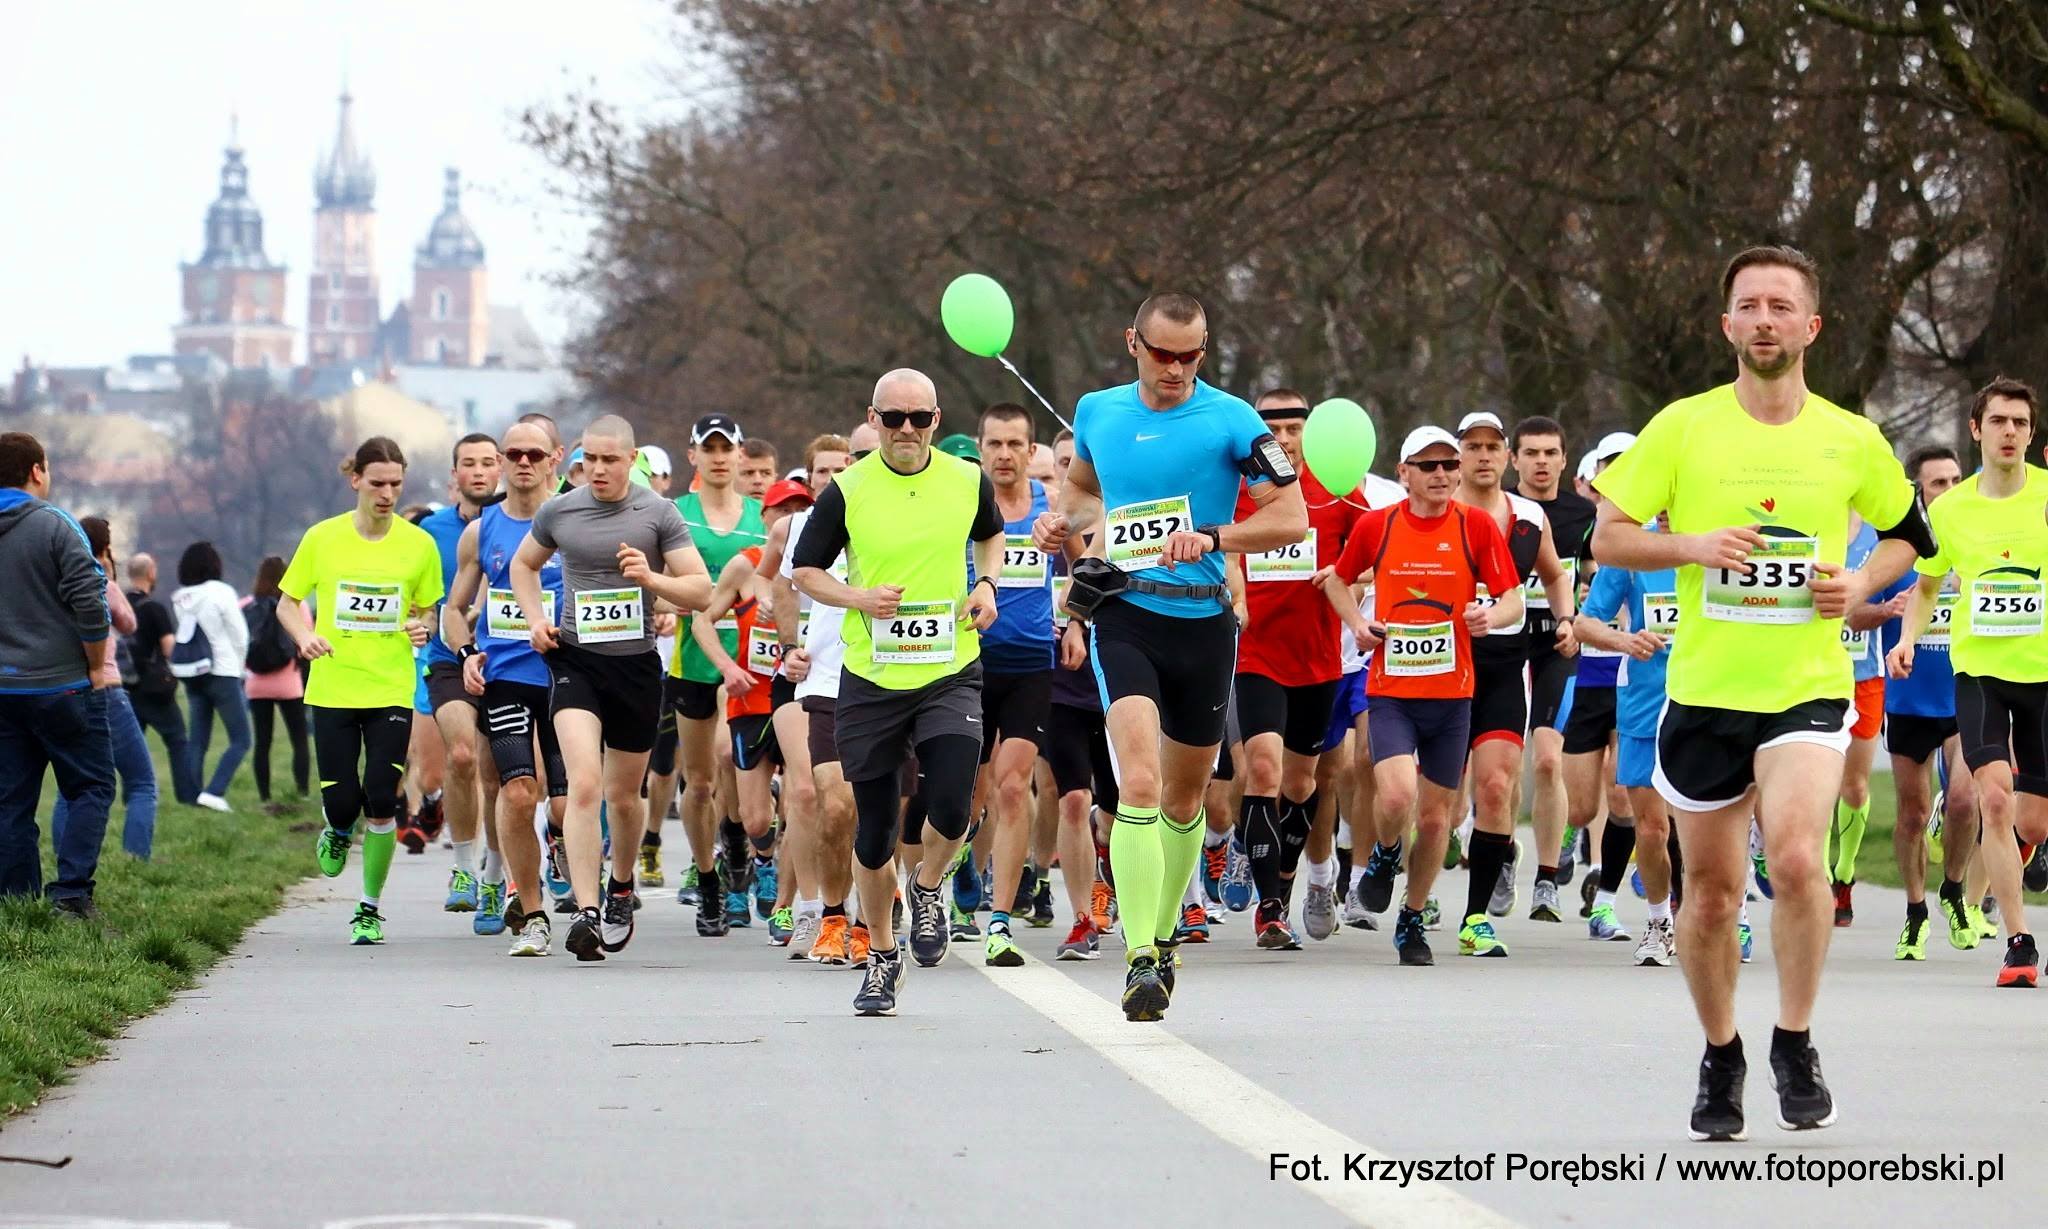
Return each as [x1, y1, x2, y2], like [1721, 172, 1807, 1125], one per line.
[941, 272, 1015, 358]
[1302, 398, 1378, 494]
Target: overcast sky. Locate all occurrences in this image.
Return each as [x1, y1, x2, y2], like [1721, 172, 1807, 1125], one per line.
[2, 0, 694, 368]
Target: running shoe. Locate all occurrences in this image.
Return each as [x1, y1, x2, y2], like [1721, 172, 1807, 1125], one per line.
[1442, 824, 1463, 871]
[908, 875, 950, 968]
[552, 895, 578, 915]
[638, 841, 665, 888]
[854, 948, 904, 1017]
[1738, 922, 1754, 963]
[1635, 917, 1675, 967]
[1121, 951, 1169, 1022]
[415, 792, 445, 844]
[508, 911, 550, 956]
[399, 823, 427, 855]
[1926, 807, 1944, 862]
[1458, 914, 1508, 957]
[1529, 878, 1562, 923]
[1394, 908, 1433, 966]
[349, 902, 384, 946]
[1202, 841, 1229, 903]
[985, 929, 1024, 967]
[1997, 934, 2039, 988]
[1421, 895, 1442, 930]
[1091, 879, 1116, 934]
[1832, 880, 1853, 927]
[1221, 836, 1255, 912]
[1017, 863, 1039, 915]
[1689, 1048, 1747, 1142]
[1156, 942, 1179, 1001]
[1939, 890, 1978, 950]
[2027, 843, 2048, 894]
[1030, 876, 1056, 927]
[753, 861, 778, 919]
[1894, 914, 1928, 961]
[1057, 917, 1099, 961]
[600, 892, 636, 953]
[725, 890, 753, 928]
[695, 890, 729, 938]
[1587, 902, 1631, 941]
[1488, 837, 1522, 917]
[444, 868, 480, 913]
[1255, 901, 1300, 950]
[1750, 851, 1773, 900]
[848, 922, 871, 965]
[1972, 903, 1997, 940]
[789, 910, 820, 957]
[768, 906, 794, 946]
[1768, 1042, 1837, 1131]
[811, 914, 850, 965]
[1630, 866, 1646, 899]
[1303, 883, 1337, 941]
[1555, 827, 1577, 887]
[1341, 885, 1379, 930]
[949, 845, 983, 911]
[315, 826, 350, 878]
[1579, 871, 1599, 917]
[977, 865, 995, 912]
[566, 907, 604, 961]
[546, 834, 573, 901]
[1357, 841, 1400, 914]
[474, 880, 508, 936]
[1176, 902, 1210, 943]
[950, 902, 981, 942]
[675, 863, 700, 907]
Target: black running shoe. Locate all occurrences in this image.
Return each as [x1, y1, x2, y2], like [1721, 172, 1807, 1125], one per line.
[1768, 1042, 1836, 1131]
[908, 875, 950, 968]
[1154, 941, 1178, 1001]
[1030, 876, 1056, 928]
[1359, 842, 1400, 914]
[1122, 955, 1169, 1022]
[2026, 843, 2048, 894]
[565, 907, 605, 962]
[1689, 1049, 1747, 1142]
[853, 948, 904, 1017]
[1394, 907, 1433, 966]
[696, 890, 730, 938]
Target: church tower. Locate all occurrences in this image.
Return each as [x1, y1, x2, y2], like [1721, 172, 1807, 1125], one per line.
[409, 168, 489, 366]
[173, 123, 293, 367]
[307, 90, 380, 365]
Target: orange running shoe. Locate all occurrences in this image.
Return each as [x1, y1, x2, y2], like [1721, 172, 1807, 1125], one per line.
[1091, 879, 1115, 934]
[1178, 901, 1210, 942]
[1996, 934, 2039, 988]
[848, 921, 872, 965]
[810, 913, 850, 965]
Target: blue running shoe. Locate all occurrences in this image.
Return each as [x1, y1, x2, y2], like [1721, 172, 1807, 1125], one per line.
[726, 890, 753, 928]
[545, 834, 572, 901]
[1631, 866, 1646, 899]
[1738, 922, 1754, 963]
[950, 846, 984, 912]
[474, 880, 509, 935]
[1221, 834, 1255, 913]
[1751, 852, 1773, 901]
[444, 868, 480, 913]
[1357, 840, 1402, 915]
[753, 860, 778, 919]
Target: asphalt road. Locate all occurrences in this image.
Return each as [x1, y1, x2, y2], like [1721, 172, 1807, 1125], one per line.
[3, 841, 2044, 1229]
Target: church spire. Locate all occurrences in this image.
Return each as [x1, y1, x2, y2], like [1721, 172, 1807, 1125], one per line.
[314, 88, 376, 209]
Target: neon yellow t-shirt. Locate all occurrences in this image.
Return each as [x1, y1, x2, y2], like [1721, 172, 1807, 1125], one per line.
[1593, 384, 1913, 713]
[1918, 466, 2048, 683]
[280, 512, 446, 710]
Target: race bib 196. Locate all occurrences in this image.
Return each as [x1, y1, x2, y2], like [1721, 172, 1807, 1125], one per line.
[1702, 535, 1817, 624]
[484, 587, 559, 640]
[1104, 495, 1193, 567]
[1643, 591, 1680, 640]
[1969, 577, 2045, 638]
[574, 588, 644, 644]
[999, 535, 1050, 588]
[1247, 530, 1317, 583]
[1383, 621, 1456, 677]
[334, 580, 404, 633]
[872, 600, 956, 664]
[1917, 591, 1957, 648]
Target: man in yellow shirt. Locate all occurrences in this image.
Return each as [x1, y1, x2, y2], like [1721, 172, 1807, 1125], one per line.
[1591, 246, 1937, 1142]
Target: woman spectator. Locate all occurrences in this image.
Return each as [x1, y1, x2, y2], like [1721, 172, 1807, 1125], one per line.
[171, 541, 251, 813]
[52, 517, 157, 859]
[242, 555, 309, 808]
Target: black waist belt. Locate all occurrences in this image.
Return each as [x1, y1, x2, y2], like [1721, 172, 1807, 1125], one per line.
[1124, 577, 1229, 600]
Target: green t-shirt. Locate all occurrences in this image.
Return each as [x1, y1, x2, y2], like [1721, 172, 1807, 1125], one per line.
[280, 513, 445, 710]
[1593, 383, 1913, 713]
[673, 490, 765, 683]
[1919, 465, 2048, 683]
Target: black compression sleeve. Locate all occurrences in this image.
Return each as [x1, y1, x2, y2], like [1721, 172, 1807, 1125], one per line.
[970, 472, 1004, 541]
[792, 483, 851, 572]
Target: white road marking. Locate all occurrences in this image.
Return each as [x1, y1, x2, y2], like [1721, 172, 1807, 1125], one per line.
[970, 954, 1521, 1229]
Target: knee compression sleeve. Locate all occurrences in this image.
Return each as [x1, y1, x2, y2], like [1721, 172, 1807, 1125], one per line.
[914, 735, 982, 844]
[851, 775, 901, 871]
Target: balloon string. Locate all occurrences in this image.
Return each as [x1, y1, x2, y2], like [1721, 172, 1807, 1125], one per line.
[996, 355, 1074, 433]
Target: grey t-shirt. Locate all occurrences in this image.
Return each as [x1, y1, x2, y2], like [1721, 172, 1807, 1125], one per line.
[529, 484, 695, 655]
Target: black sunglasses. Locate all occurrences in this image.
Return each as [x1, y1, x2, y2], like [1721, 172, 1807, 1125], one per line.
[876, 409, 938, 430]
[1406, 458, 1458, 473]
[503, 448, 550, 465]
[1134, 327, 1207, 367]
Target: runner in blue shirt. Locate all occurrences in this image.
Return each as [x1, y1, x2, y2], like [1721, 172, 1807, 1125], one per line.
[1826, 517, 1897, 927]
[1033, 292, 1307, 1021]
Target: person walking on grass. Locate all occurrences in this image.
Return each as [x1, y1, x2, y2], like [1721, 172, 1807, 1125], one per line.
[171, 541, 251, 813]
[53, 516, 157, 861]
[243, 555, 310, 809]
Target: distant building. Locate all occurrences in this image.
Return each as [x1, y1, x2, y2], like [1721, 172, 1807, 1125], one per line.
[307, 92, 382, 366]
[408, 168, 489, 366]
[172, 126, 293, 368]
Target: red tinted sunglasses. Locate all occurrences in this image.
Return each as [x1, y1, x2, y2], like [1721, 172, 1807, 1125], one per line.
[503, 448, 551, 465]
[1134, 327, 1207, 367]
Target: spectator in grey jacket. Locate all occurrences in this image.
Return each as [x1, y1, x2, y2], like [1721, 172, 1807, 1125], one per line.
[171, 541, 251, 813]
[0, 432, 115, 917]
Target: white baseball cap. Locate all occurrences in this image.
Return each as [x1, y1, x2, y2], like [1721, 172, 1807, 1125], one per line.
[1590, 431, 1636, 463]
[1455, 411, 1506, 438]
[1399, 426, 1460, 462]
[639, 445, 673, 477]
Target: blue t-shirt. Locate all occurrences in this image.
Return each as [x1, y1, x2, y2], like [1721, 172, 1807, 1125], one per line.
[1582, 563, 1671, 736]
[980, 480, 1055, 673]
[1843, 522, 1886, 683]
[476, 503, 563, 688]
[1073, 378, 1269, 618]
[1880, 573, 1955, 719]
[419, 504, 480, 666]
[1574, 565, 1626, 688]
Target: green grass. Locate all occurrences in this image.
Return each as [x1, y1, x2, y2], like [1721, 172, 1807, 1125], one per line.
[0, 742, 313, 1117]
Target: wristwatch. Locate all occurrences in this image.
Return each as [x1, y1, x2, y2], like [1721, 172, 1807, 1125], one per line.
[457, 643, 481, 663]
[1196, 524, 1224, 553]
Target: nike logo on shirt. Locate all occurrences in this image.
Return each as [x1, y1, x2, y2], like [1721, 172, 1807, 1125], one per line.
[1135, 432, 1164, 442]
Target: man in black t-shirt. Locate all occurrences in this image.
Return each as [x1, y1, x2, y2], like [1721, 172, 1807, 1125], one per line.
[125, 552, 197, 805]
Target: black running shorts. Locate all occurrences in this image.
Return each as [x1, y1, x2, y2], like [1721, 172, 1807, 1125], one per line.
[1955, 674, 2048, 796]
[1234, 671, 1342, 757]
[1654, 697, 1852, 812]
[1089, 600, 1236, 747]
[546, 643, 664, 755]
